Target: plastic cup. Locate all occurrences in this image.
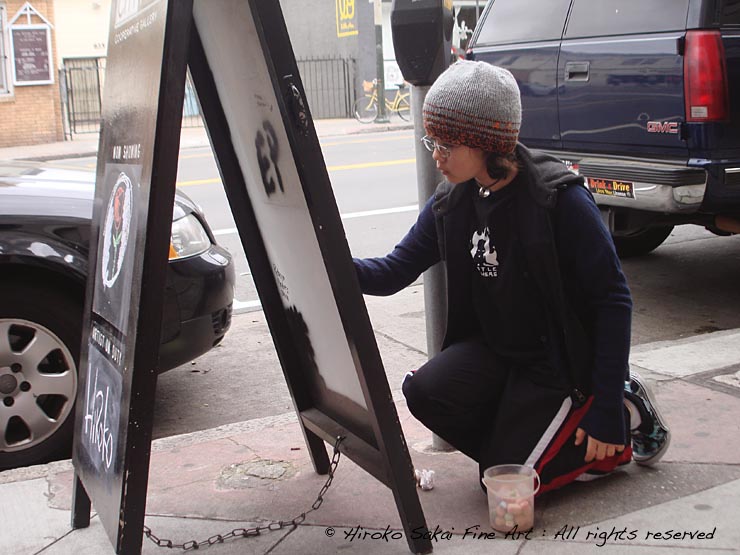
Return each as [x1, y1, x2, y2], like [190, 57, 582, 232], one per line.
[482, 464, 540, 533]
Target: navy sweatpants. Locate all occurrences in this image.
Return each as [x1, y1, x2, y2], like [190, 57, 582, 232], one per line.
[402, 337, 632, 494]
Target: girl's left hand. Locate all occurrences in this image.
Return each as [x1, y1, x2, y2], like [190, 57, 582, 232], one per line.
[575, 428, 626, 462]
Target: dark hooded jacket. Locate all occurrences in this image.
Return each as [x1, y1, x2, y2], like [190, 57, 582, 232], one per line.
[353, 144, 632, 444]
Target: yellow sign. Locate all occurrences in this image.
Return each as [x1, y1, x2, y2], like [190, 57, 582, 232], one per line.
[336, 0, 358, 38]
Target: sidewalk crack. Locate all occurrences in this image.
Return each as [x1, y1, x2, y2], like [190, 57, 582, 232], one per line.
[374, 330, 428, 357]
[263, 522, 299, 553]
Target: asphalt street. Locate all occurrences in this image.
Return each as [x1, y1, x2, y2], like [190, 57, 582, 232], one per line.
[28, 129, 740, 440]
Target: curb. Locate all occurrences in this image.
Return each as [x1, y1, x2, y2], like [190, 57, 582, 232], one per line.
[22, 150, 99, 162]
[9, 122, 415, 162]
[320, 122, 414, 138]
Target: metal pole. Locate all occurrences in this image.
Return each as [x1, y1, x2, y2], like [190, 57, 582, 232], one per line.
[58, 67, 72, 141]
[374, 0, 390, 123]
[411, 85, 454, 452]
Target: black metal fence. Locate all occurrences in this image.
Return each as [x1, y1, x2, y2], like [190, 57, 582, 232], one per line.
[296, 56, 356, 119]
[60, 58, 105, 135]
[60, 56, 356, 136]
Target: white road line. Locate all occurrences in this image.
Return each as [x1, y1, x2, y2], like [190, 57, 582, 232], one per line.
[213, 204, 418, 236]
[233, 299, 263, 311]
[340, 204, 418, 220]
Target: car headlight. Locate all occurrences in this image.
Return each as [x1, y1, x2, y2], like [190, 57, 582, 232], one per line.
[169, 214, 211, 260]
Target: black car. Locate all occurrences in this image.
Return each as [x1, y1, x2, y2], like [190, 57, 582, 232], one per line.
[0, 160, 235, 470]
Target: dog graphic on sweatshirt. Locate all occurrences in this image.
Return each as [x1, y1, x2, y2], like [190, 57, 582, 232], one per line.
[470, 227, 499, 278]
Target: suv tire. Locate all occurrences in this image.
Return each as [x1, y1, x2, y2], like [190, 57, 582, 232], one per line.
[0, 279, 81, 470]
[613, 225, 674, 258]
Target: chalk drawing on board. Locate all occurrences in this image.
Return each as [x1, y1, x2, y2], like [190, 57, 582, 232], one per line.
[101, 171, 134, 289]
[255, 120, 285, 197]
[80, 346, 122, 476]
[93, 163, 141, 336]
[284, 305, 369, 436]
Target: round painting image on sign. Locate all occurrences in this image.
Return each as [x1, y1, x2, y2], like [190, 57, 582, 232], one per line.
[101, 171, 134, 289]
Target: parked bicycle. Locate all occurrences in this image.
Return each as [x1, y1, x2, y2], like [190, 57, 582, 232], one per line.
[353, 79, 411, 123]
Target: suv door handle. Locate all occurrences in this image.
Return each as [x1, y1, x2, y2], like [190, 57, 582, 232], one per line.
[565, 61, 590, 82]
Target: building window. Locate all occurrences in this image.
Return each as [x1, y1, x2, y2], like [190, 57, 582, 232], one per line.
[0, 3, 10, 94]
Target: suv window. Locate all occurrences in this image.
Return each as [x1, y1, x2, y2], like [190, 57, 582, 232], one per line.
[475, 0, 571, 45]
[565, 0, 690, 39]
[723, 0, 740, 25]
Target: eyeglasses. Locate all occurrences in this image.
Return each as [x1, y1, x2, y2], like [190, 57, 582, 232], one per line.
[421, 136, 455, 159]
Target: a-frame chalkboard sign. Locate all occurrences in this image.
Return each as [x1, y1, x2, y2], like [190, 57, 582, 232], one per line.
[71, 2, 432, 554]
[71, 0, 193, 553]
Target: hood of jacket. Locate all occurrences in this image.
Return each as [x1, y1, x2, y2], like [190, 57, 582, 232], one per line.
[432, 143, 584, 215]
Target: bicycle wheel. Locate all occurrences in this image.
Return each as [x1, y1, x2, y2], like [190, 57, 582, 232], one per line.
[353, 97, 378, 124]
[396, 95, 412, 122]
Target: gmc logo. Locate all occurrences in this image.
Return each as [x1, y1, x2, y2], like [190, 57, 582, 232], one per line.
[647, 121, 680, 134]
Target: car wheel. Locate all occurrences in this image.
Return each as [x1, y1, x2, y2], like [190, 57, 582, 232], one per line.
[613, 225, 674, 258]
[0, 280, 81, 470]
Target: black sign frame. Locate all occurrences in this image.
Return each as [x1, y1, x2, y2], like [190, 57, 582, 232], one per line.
[72, 1, 431, 554]
[10, 25, 53, 85]
[71, 1, 193, 554]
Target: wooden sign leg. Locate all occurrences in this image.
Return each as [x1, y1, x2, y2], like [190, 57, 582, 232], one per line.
[389, 466, 434, 554]
[71, 473, 91, 529]
[303, 426, 331, 475]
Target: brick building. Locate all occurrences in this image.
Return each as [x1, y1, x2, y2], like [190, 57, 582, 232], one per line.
[0, 1, 483, 148]
[0, 0, 63, 147]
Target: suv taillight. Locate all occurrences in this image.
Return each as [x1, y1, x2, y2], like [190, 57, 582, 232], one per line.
[684, 30, 729, 122]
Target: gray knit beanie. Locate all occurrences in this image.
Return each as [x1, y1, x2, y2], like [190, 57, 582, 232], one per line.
[423, 61, 521, 154]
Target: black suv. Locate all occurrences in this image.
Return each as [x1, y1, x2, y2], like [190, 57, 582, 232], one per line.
[468, 0, 740, 256]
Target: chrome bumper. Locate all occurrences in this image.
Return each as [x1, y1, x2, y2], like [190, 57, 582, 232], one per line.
[574, 157, 707, 213]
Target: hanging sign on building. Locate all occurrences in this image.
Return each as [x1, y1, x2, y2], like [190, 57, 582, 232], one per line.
[8, 2, 54, 85]
[336, 0, 358, 37]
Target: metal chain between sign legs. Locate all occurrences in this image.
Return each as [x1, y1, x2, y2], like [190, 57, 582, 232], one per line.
[143, 435, 345, 551]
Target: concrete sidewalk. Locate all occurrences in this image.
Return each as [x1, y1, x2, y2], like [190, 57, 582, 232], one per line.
[0, 118, 414, 162]
[1, 284, 740, 555]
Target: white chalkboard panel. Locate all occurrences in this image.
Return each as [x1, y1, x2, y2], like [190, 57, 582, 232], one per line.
[193, 2, 371, 434]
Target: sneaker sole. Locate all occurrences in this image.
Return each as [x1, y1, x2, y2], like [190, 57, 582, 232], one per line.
[630, 372, 671, 466]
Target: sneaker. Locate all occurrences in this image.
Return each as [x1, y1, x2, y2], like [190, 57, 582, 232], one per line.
[625, 371, 671, 465]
